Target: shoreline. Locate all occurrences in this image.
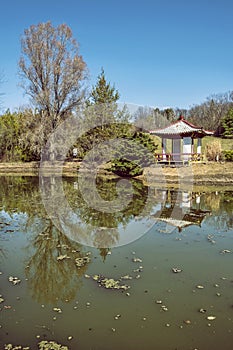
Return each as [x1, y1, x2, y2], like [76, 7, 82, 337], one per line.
[0, 161, 233, 185]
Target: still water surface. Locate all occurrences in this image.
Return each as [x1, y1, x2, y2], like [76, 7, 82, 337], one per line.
[0, 175, 233, 350]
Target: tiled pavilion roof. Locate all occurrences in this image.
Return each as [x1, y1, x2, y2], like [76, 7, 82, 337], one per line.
[150, 116, 213, 138]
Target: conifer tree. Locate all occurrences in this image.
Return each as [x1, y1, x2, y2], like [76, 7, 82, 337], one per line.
[88, 68, 119, 105]
[222, 108, 233, 138]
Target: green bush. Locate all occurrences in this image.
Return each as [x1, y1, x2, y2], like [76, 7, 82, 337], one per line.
[223, 150, 233, 161]
[110, 131, 158, 177]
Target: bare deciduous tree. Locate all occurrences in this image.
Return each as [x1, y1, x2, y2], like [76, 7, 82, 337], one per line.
[19, 21, 88, 133]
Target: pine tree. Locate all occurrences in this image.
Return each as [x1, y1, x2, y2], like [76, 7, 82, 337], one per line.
[88, 68, 119, 105]
[222, 108, 233, 138]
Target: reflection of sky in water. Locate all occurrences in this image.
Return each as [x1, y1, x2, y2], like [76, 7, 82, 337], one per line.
[117, 217, 155, 246]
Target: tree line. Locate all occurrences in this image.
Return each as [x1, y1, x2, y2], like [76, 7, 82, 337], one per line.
[133, 92, 233, 137]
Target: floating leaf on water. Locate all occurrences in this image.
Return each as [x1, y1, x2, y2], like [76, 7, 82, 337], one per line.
[53, 307, 62, 313]
[91, 275, 130, 291]
[183, 320, 191, 325]
[199, 308, 207, 313]
[120, 275, 133, 280]
[38, 340, 69, 349]
[75, 256, 91, 268]
[57, 254, 70, 261]
[206, 315, 216, 320]
[4, 345, 31, 350]
[8, 276, 21, 285]
[220, 249, 231, 254]
[172, 267, 183, 273]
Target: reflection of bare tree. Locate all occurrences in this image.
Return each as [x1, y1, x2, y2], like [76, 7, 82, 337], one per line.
[25, 219, 90, 304]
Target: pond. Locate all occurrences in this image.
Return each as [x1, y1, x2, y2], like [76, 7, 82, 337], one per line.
[0, 175, 233, 350]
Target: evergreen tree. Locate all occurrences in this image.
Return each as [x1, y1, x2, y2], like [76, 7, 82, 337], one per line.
[222, 108, 233, 138]
[88, 68, 119, 105]
[110, 131, 158, 177]
[75, 69, 130, 160]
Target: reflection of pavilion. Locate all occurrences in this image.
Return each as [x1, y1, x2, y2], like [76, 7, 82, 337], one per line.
[153, 190, 210, 232]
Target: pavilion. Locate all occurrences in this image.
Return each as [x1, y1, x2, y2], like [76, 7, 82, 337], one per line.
[149, 116, 213, 164]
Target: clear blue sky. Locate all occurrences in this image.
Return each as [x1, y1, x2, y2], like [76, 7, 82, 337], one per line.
[1, 0, 233, 112]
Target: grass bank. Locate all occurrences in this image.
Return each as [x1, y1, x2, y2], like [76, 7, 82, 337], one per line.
[0, 160, 232, 185]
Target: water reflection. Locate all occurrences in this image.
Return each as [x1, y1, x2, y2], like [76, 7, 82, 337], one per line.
[0, 176, 233, 349]
[25, 219, 90, 304]
[0, 176, 232, 243]
[39, 175, 157, 247]
[152, 189, 211, 232]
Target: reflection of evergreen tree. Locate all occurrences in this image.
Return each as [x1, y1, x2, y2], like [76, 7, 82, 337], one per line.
[98, 248, 111, 262]
[63, 176, 154, 229]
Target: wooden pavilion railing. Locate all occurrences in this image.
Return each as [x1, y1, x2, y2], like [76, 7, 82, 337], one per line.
[154, 153, 204, 165]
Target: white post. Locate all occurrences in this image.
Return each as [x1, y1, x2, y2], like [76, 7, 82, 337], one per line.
[183, 137, 192, 161]
[162, 138, 167, 160]
[197, 138, 202, 155]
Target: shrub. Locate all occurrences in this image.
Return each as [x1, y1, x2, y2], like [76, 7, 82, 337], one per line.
[223, 150, 233, 161]
[110, 131, 158, 177]
[205, 139, 222, 161]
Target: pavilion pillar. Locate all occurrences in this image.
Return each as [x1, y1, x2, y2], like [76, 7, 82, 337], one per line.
[197, 138, 202, 155]
[162, 138, 167, 160]
[183, 137, 192, 161]
[172, 138, 181, 161]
